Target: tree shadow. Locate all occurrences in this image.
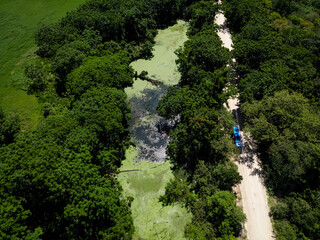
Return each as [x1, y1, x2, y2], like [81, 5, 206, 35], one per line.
[250, 168, 263, 177]
[231, 106, 244, 132]
[238, 133, 259, 167]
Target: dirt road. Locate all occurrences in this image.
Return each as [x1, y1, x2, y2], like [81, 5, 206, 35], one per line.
[227, 97, 274, 240]
[214, 3, 274, 240]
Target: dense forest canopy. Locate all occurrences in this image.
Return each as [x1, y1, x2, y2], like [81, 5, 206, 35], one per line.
[0, 0, 196, 239]
[2, 0, 320, 239]
[1, 0, 247, 238]
[224, 0, 320, 239]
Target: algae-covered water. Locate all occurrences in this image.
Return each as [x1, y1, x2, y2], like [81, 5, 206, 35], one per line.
[118, 20, 191, 239]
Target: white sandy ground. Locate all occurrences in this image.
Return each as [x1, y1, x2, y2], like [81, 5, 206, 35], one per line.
[214, 3, 275, 240]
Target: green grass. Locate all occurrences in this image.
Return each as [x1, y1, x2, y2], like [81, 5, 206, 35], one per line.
[0, 0, 85, 130]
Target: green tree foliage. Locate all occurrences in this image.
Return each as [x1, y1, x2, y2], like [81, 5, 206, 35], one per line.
[194, 161, 242, 196]
[71, 87, 130, 153]
[224, 0, 320, 238]
[54, 159, 134, 240]
[5, 0, 203, 238]
[273, 220, 299, 240]
[242, 91, 320, 239]
[25, 63, 48, 95]
[0, 80, 133, 238]
[53, 41, 90, 93]
[242, 91, 320, 193]
[0, 108, 20, 146]
[166, 108, 231, 170]
[223, 0, 267, 33]
[0, 134, 133, 239]
[206, 191, 245, 238]
[232, 34, 280, 74]
[32, 0, 194, 97]
[1, 0, 252, 238]
[186, 0, 219, 35]
[66, 54, 133, 98]
[272, 196, 320, 239]
[159, 171, 197, 207]
[34, 23, 73, 58]
[158, 70, 230, 121]
[176, 29, 230, 79]
[238, 57, 317, 102]
[158, 4, 244, 238]
[34, 0, 191, 58]
[185, 190, 245, 240]
[0, 196, 42, 239]
[272, 0, 300, 16]
[225, 0, 320, 104]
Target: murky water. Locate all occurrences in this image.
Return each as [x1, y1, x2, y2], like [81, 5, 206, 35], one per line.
[118, 20, 191, 239]
[126, 20, 188, 163]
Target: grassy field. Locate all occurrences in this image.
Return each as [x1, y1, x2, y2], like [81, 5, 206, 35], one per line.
[0, 0, 85, 129]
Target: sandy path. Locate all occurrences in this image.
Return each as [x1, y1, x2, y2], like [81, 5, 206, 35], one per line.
[214, 4, 274, 240]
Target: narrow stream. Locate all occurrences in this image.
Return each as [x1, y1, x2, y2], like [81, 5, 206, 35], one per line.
[118, 21, 191, 239]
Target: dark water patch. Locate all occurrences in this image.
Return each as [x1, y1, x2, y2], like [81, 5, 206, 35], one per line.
[124, 20, 188, 164]
[128, 85, 172, 162]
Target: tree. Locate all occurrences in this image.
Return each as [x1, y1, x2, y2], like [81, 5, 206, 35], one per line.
[233, 33, 281, 74]
[0, 118, 133, 239]
[0, 108, 20, 146]
[53, 41, 90, 88]
[206, 190, 245, 238]
[25, 63, 48, 95]
[71, 87, 130, 156]
[159, 175, 196, 207]
[176, 28, 230, 77]
[66, 54, 133, 99]
[0, 196, 43, 239]
[242, 90, 320, 193]
[52, 158, 134, 240]
[194, 161, 242, 196]
[273, 220, 299, 240]
[35, 23, 79, 57]
[186, 1, 218, 35]
[272, 0, 299, 16]
[224, 0, 267, 33]
[166, 107, 230, 170]
[239, 59, 291, 102]
[272, 196, 320, 239]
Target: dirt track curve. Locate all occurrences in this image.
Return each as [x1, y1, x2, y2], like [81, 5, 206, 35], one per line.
[214, 2, 274, 240]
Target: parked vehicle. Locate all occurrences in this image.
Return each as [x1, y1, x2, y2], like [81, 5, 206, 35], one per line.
[233, 126, 243, 148]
